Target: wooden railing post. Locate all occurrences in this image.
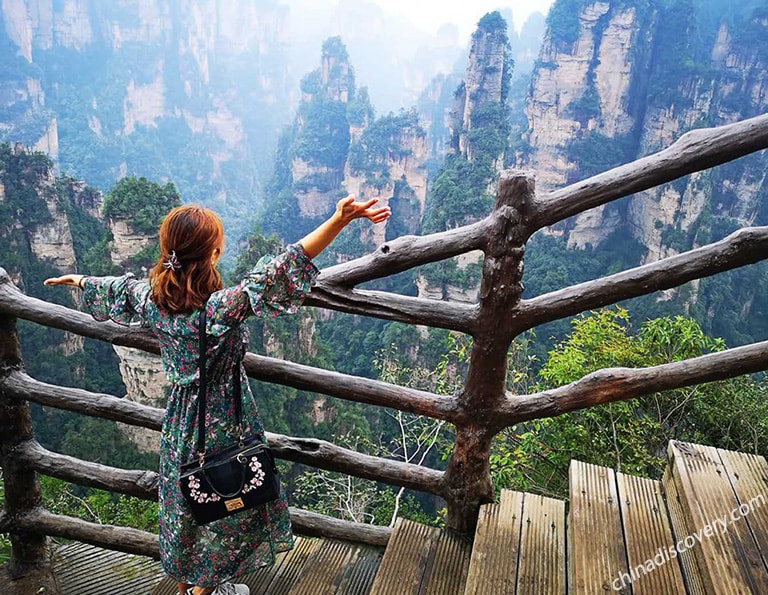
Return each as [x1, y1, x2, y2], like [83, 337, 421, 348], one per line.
[443, 171, 536, 533]
[0, 269, 49, 579]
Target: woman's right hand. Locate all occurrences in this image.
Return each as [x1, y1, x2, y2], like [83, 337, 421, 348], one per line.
[44, 274, 85, 288]
[335, 195, 391, 225]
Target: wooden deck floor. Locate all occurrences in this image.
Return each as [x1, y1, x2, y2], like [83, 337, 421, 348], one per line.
[3, 440, 767, 594]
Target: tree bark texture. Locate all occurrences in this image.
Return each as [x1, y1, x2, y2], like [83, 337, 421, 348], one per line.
[0, 314, 48, 578]
[501, 340, 768, 424]
[520, 226, 768, 329]
[305, 283, 477, 332]
[442, 172, 536, 532]
[315, 219, 489, 287]
[288, 507, 391, 547]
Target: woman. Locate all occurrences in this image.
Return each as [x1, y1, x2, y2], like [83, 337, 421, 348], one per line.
[44, 195, 391, 595]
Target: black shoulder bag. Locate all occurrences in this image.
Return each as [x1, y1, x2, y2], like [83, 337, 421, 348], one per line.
[179, 308, 280, 525]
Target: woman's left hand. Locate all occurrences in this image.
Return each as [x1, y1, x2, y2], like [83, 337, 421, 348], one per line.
[44, 274, 85, 287]
[335, 195, 391, 225]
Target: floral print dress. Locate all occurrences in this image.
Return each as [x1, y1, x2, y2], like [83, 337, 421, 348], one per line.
[81, 242, 320, 587]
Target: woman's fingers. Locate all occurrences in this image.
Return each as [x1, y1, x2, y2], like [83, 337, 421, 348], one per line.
[367, 209, 391, 223]
[342, 196, 391, 222]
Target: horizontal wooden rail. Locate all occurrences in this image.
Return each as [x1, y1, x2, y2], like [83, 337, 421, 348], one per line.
[0, 272, 459, 423]
[242, 353, 459, 422]
[305, 284, 477, 333]
[315, 219, 490, 287]
[0, 506, 392, 556]
[1, 371, 446, 496]
[501, 339, 768, 425]
[0, 509, 159, 558]
[519, 226, 768, 329]
[289, 507, 391, 546]
[12, 440, 159, 499]
[533, 112, 768, 230]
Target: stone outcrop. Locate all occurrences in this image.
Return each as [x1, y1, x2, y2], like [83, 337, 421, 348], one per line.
[457, 16, 509, 161]
[522, 2, 655, 248]
[292, 157, 344, 218]
[519, 0, 768, 261]
[122, 66, 166, 136]
[417, 72, 464, 160]
[105, 219, 165, 452]
[113, 345, 166, 454]
[345, 120, 428, 245]
[28, 171, 77, 272]
[2, 151, 106, 354]
[32, 117, 58, 160]
[108, 218, 154, 268]
[289, 38, 429, 249]
[416, 14, 512, 304]
[290, 37, 355, 220]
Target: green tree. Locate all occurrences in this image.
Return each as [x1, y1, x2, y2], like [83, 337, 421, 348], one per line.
[292, 334, 469, 527]
[103, 176, 181, 235]
[491, 307, 768, 498]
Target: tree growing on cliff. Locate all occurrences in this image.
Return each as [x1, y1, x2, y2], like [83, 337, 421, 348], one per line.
[103, 176, 181, 236]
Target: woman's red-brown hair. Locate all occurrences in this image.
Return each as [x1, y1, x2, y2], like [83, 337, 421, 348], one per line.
[149, 205, 224, 314]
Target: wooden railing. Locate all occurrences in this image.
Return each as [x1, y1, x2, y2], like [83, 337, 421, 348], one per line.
[1, 112, 768, 581]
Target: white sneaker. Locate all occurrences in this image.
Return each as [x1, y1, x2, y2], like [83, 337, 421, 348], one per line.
[185, 584, 250, 595]
[213, 585, 249, 595]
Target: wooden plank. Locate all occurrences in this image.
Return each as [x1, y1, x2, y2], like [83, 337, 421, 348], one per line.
[464, 490, 523, 594]
[264, 537, 322, 595]
[287, 539, 376, 595]
[567, 460, 630, 594]
[151, 538, 316, 595]
[422, 529, 471, 594]
[616, 473, 686, 594]
[53, 542, 163, 595]
[334, 544, 384, 595]
[667, 440, 768, 593]
[717, 448, 768, 573]
[516, 492, 566, 595]
[246, 537, 311, 595]
[369, 518, 439, 595]
[662, 466, 707, 595]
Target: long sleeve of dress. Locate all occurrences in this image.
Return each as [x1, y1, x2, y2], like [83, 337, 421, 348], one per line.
[207, 242, 321, 335]
[81, 273, 151, 327]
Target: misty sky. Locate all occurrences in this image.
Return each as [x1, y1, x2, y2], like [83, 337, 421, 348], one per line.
[376, 0, 554, 36]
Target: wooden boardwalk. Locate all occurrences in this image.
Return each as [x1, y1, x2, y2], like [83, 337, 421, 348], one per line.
[3, 440, 768, 594]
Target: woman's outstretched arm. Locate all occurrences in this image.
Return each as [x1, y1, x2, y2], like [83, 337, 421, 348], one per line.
[43, 274, 86, 288]
[297, 195, 391, 259]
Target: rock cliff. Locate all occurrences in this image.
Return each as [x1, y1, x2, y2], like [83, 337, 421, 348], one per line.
[0, 145, 105, 353]
[0, 0, 292, 242]
[456, 12, 511, 163]
[519, 0, 768, 260]
[416, 12, 512, 303]
[276, 37, 430, 252]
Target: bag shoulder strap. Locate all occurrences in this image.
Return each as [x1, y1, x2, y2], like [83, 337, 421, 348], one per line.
[196, 308, 208, 457]
[196, 308, 245, 459]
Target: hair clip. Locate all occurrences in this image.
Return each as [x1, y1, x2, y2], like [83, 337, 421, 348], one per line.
[163, 250, 182, 271]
